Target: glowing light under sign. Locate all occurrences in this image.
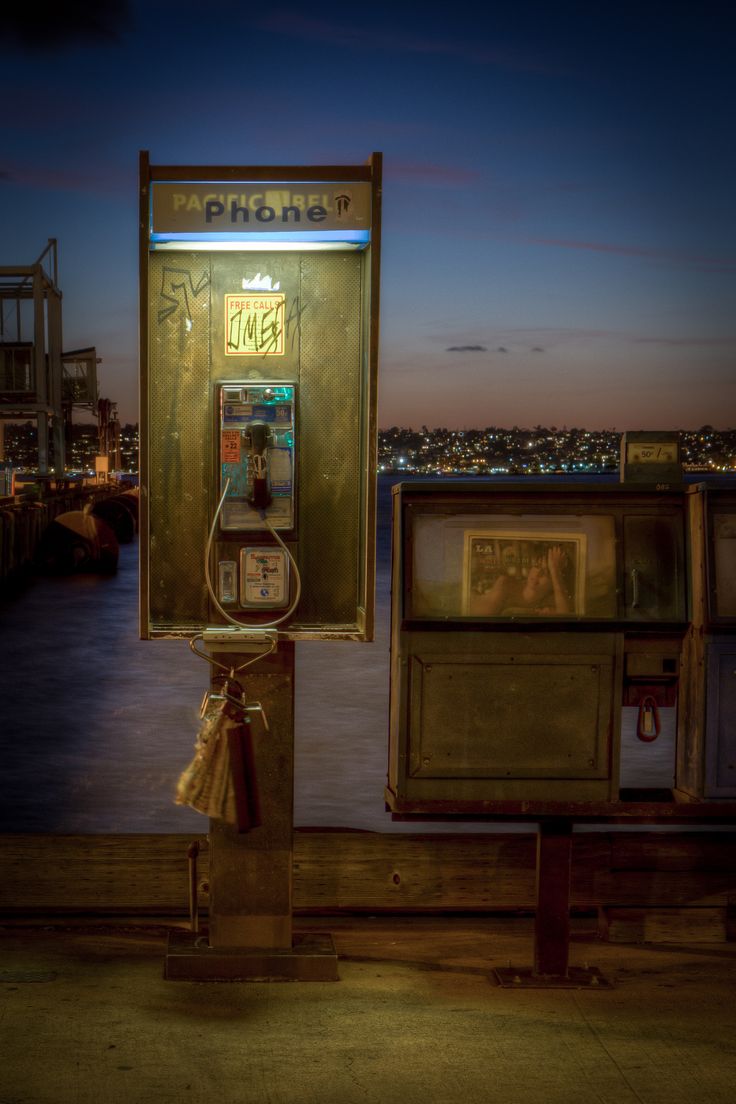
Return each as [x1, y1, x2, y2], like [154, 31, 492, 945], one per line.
[149, 230, 371, 252]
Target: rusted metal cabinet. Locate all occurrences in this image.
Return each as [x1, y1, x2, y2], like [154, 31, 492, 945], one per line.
[390, 628, 622, 803]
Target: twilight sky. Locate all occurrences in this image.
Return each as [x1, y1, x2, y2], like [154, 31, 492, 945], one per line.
[1, 0, 734, 430]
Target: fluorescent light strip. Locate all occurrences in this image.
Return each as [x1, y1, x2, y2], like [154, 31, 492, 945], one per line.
[151, 238, 368, 252]
[150, 229, 369, 242]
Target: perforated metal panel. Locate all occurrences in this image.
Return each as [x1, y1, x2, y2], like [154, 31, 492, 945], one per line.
[148, 252, 211, 628]
[297, 253, 362, 624]
[408, 651, 614, 780]
[389, 629, 622, 803]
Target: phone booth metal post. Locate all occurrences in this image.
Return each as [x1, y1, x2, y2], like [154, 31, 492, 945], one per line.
[139, 153, 381, 979]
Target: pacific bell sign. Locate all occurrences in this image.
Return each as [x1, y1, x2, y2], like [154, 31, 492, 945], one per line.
[150, 183, 371, 236]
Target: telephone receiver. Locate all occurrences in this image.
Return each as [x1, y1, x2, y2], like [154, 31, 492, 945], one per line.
[244, 420, 273, 510]
[217, 380, 296, 533]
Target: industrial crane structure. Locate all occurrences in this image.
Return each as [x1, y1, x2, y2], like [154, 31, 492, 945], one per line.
[0, 240, 119, 478]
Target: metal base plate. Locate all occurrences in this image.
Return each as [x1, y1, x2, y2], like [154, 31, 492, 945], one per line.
[165, 929, 339, 981]
[494, 966, 612, 989]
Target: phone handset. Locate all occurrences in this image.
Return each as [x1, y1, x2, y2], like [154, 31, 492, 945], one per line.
[218, 382, 295, 532]
[244, 421, 273, 511]
[213, 381, 298, 620]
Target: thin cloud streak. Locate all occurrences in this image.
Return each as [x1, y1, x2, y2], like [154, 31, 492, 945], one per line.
[631, 335, 736, 347]
[386, 161, 482, 187]
[429, 326, 735, 352]
[446, 345, 488, 352]
[528, 236, 736, 272]
[0, 161, 135, 197]
[252, 12, 562, 73]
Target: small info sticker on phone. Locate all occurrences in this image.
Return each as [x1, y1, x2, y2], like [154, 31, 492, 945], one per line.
[221, 430, 241, 463]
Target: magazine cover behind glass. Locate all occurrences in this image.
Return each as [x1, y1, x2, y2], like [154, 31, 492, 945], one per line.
[463, 532, 587, 617]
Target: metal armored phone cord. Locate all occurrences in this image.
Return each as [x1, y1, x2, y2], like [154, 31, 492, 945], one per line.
[203, 476, 302, 630]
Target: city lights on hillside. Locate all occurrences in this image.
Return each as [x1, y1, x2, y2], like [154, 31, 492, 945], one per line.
[2, 424, 734, 479]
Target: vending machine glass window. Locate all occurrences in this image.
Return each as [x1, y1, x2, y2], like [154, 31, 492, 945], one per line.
[404, 495, 686, 624]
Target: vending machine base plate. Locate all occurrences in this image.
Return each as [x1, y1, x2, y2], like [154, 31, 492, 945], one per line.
[494, 965, 612, 989]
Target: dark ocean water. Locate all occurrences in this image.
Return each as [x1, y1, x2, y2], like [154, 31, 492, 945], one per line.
[0, 474, 398, 833]
[2, 472, 720, 835]
[0, 474, 536, 833]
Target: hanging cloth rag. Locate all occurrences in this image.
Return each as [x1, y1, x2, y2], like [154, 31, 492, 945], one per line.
[175, 680, 261, 831]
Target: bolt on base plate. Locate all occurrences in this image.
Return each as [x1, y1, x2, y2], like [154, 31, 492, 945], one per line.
[493, 965, 612, 989]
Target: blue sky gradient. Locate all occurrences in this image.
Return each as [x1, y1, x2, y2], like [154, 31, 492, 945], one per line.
[1, 0, 734, 428]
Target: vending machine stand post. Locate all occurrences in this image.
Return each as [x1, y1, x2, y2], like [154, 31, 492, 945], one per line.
[388, 797, 736, 989]
[494, 815, 611, 988]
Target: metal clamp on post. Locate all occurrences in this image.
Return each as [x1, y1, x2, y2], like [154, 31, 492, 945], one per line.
[201, 626, 279, 653]
[189, 628, 278, 674]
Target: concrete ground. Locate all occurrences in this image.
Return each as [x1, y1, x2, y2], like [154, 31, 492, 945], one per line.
[2, 916, 736, 1104]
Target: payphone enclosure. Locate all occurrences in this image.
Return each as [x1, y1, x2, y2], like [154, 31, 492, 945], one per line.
[140, 155, 381, 976]
[138, 155, 381, 643]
